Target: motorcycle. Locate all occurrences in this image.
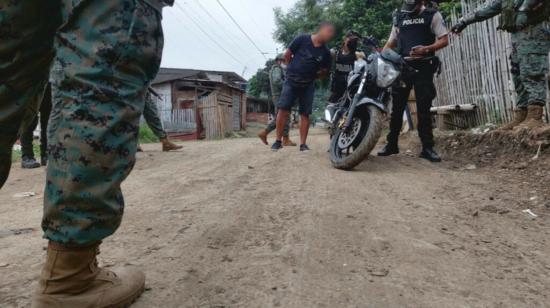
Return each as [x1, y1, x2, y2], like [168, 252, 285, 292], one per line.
[325, 36, 412, 170]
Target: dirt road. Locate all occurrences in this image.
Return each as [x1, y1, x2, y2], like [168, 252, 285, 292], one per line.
[1, 131, 549, 308]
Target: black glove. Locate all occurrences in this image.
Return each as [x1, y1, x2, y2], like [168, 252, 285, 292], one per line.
[451, 20, 468, 34]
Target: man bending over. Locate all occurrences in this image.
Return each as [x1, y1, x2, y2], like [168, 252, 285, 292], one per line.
[271, 22, 335, 152]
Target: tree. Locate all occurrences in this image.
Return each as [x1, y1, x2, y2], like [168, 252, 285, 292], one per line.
[273, 0, 401, 48]
[247, 59, 275, 100]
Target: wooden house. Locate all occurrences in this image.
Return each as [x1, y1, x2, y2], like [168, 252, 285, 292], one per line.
[151, 68, 247, 140]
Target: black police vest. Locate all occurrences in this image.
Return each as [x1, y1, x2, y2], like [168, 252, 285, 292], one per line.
[334, 51, 356, 80]
[395, 9, 437, 57]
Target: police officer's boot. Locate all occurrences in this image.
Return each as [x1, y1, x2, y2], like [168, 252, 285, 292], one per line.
[32, 242, 145, 308]
[377, 144, 399, 157]
[282, 136, 297, 147]
[420, 147, 442, 163]
[21, 156, 41, 169]
[257, 129, 269, 145]
[161, 137, 183, 152]
[516, 105, 544, 130]
[499, 108, 527, 130]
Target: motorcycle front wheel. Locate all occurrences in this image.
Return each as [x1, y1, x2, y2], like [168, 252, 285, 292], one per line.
[329, 105, 383, 170]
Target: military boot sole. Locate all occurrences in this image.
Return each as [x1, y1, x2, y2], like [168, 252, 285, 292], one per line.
[106, 283, 145, 308]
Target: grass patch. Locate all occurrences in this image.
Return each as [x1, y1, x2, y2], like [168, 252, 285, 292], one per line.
[12, 143, 41, 162]
[139, 124, 159, 144]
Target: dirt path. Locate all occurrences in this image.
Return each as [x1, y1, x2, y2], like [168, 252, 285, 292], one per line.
[1, 131, 549, 308]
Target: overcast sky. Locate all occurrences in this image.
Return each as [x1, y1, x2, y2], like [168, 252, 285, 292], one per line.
[161, 0, 298, 79]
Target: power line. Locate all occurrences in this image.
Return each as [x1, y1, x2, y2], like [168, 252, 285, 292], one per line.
[174, 2, 245, 67]
[215, 0, 267, 60]
[190, 0, 250, 56]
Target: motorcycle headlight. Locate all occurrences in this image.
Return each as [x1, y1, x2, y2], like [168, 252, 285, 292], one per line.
[325, 109, 332, 122]
[376, 58, 399, 88]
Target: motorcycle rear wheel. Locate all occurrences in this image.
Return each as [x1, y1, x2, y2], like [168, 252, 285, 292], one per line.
[329, 105, 383, 170]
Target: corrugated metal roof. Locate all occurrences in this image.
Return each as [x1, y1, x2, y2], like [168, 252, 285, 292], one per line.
[152, 67, 246, 87]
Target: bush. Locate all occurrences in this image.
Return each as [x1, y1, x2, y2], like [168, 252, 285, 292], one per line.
[139, 124, 159, 144]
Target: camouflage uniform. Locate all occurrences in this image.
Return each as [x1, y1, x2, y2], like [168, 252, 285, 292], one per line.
[266, 63, 290, 137]
[143, 91, 168, 139]
[459, 0, 550, 109]
[0, 0, 169, 245]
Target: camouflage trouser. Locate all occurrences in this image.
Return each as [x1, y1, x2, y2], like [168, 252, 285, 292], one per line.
[0, 0, 164, 245]
[510, 23, 550, 109]
[144, 93, 167, 139]
[265, 96, 290, 137]
[0, 1, 60, 188]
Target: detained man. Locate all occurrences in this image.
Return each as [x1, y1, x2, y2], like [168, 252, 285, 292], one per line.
[271, 22, 335, 152]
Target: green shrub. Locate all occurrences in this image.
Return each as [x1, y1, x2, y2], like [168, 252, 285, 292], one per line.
[139, 124, 159, 144]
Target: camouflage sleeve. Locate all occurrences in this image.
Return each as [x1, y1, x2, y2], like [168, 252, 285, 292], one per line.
[519, 0, 540, 11]
[463, 0, 503, 25]
[270, 66, 284, 90]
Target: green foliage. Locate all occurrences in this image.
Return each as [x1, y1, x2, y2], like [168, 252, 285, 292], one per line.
[274, 0, 402, 48]
[11, 142, 40, 162]
[247, 59, 275, 100]
[438, 1, 462, 21]
[139, 124, 159, 144]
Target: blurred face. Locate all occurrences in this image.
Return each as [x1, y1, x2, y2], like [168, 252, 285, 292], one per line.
[318, 25, 336, 43]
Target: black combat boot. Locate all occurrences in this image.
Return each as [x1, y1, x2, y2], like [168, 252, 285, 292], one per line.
[377, 144, 399, 157]
[420, 148, 442, 163]
[22, 156, 41, 169]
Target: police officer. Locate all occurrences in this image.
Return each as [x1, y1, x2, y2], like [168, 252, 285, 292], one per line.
[378, 0, 449, 162]
[452, 0, 550, 130]
[1, 0, 171, 306]
[328, 31, 364, 104]
[258, 54, 296, 146]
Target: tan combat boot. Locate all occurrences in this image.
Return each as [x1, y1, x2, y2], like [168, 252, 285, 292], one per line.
[282, 136, 297, 147]
[499, 109, 527, 130]
[257, 129, 269, 145]
[32, 242, 145, 308]
[516, 105, 544, 130]
[161, 137, 183, 152]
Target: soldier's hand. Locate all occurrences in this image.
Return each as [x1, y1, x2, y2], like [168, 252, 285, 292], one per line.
[451, 20, 467, 34]
[515, 12, 528, 30]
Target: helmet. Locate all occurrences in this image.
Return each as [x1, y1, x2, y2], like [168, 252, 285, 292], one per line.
[401, 0, 423, 13]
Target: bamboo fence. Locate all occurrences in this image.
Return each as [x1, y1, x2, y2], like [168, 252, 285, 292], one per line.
[434, 0, 549, 126]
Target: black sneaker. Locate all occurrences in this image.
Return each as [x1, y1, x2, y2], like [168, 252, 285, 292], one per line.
[420, 148, 442, 163]
[300, 144, 310, 152]
[377, 144, 399, 156]
[271, 140, 283, 152]
[21, 157, 41, 169]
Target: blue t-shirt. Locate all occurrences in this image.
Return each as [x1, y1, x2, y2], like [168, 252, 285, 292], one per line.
[286, 34, 332, 84]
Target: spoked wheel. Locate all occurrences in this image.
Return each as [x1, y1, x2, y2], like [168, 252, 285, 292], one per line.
[330, 105, 383, 170]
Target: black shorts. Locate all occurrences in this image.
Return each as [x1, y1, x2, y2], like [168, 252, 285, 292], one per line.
[277, 79, 315, 115]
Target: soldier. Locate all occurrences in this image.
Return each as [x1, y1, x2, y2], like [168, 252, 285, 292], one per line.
[138, 89, 183, 152]
[452, 0, 550, 130]
[378, 0, 449, 162]
[0, 0, 171, 307]
[257, 54, 297, 147]
[20, 84, 52, 168]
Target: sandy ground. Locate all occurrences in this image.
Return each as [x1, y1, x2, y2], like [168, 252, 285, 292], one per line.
[1, 130, 550, 308]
